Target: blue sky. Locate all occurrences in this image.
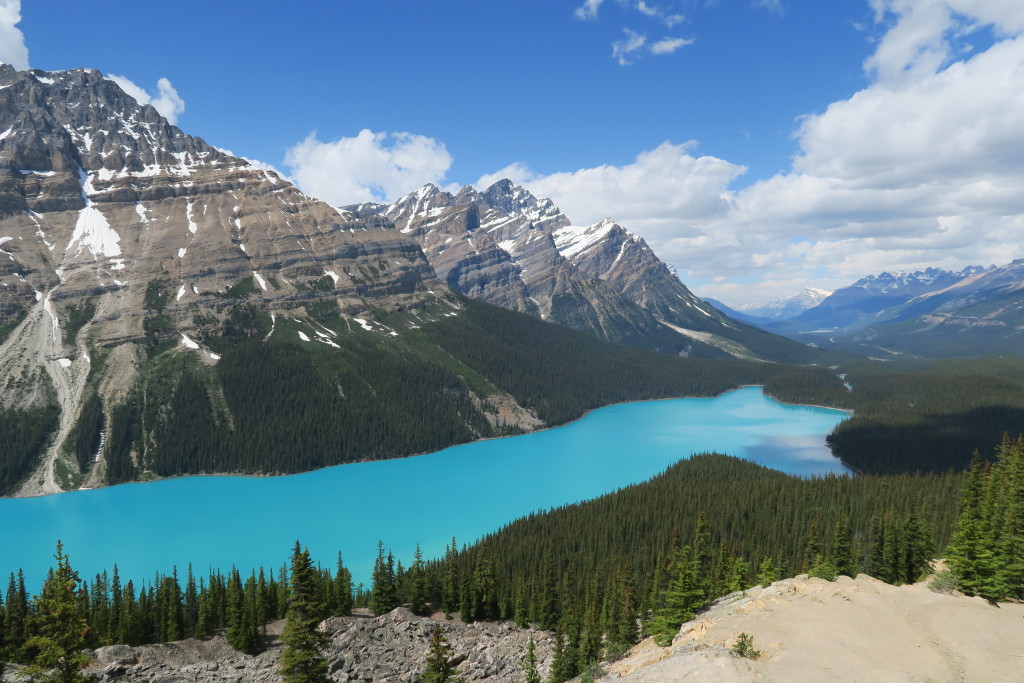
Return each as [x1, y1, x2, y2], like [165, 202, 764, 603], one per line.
[4, 0, 1024, 305]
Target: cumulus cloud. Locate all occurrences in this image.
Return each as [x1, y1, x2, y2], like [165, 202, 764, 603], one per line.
[107, 75, 186, 125]
[492, 0, 1024, 304]
[575, 0, 604, 20]
[0, 0, 29, 69]
[490, 141, 744, 237]
[284, 129, 453, 206]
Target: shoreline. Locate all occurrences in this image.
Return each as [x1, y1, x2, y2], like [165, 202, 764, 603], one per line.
[8, 384, 853, 500]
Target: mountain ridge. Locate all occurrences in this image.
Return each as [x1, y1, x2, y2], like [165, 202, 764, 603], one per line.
[352, 180, 828, 364]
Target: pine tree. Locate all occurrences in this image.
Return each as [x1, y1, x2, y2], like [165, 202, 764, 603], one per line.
[279, 542, 329, 683]
[523, 636, 542, 683]
[441, 538, 459, 619]
[23, 541, 91, 683]
[472, 544, 497, 620]
[332, 553, 353, 616]
[410, 544, 429, 616]
[370, 542, 398, 615]
[831, 511, 854, 577]
[756, 556, 778, 587]
[421, 624, 463, 683]
[5, 570, 28, 662]
[646, 544, 705, 646]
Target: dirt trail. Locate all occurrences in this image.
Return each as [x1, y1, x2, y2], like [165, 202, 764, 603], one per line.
[603, 574, 1024, 682]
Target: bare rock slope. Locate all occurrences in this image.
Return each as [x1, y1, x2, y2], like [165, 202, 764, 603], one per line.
[602, 574, 1024, 682]
[73, 608, 554, 683]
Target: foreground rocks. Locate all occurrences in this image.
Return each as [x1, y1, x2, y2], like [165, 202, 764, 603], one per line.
[600, 573, 1024, 682]
[6, 608, 552, 682]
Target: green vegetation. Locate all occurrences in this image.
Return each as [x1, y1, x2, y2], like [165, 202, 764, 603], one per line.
[824, 357, 1024, 473]
[0, 404, 59, 495]
[279, 542, 330, 683]
[0, 304, 28, 346]
[0, 544, 355, 669]
[732, 633, 761, 659]
[22, 542, 91, 683]
[946, 435, 1024, 601]
[61, 300, 95, 346]
[413, 454, 956, 680]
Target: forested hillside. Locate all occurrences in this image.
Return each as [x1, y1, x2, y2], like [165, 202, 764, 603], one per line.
[9, 297, 850, 494]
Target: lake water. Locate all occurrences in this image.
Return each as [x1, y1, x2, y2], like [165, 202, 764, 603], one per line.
[0, 387, 849, 589]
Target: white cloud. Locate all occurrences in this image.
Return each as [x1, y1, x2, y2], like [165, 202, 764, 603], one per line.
[650, 36, 693, 54]
[496, 0, 1024, 304]
[476, 162, 536, 190]
[0, 0, 29, 69]
[284, 129, 453, 206]
[753, 0, 784, 16]
[107, 74, 186, 125]
[636, 1, 659, 18]
[612, 28, 647, 65]
[511, 140, 745, 232]
[575, 0, 604, 20]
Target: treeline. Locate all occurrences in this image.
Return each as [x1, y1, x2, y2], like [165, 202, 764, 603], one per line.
[419, 298, 845, 427]
[825, 357, 1024, 473]
[947, 435, 1024, 600]
[0, 454, 968, 682]
[111, 298, 848, 480]
[0, 546, 355, 666]
[391, 454, 960, 681]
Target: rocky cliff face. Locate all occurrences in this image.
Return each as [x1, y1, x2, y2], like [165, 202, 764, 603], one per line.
[357, 181, 807, 361]
[0, 64, 450, 494]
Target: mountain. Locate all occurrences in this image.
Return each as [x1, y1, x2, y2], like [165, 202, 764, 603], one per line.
[842, 259, 1024, 357]
[745, 263, 1024, 358]
[732, 287, 832, 321]
[353, 181, 826, 364]
[0, 64, 473, 494]
[0, 64, 837, 497]
[763, 266, 989, 338]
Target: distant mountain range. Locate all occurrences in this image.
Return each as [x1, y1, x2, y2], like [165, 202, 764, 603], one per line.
[706, 287, 831, 325]
[730, 264, 1024, 358]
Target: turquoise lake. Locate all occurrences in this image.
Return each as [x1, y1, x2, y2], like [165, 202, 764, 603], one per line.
[0, 387, 849, 589]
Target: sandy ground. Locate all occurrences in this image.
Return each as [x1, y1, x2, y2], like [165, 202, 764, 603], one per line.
[603, 574, 1024, 682]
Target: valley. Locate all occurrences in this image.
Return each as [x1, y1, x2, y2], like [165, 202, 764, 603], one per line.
[2, 8, 1024, 677]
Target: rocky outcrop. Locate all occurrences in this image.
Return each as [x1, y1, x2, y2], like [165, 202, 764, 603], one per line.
[2, 608, 553, 682]
[599, 573, 1024, 682]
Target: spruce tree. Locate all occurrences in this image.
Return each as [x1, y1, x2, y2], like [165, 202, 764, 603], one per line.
[756, 556, 778, 587]
[410, 544, 429, 616]
[370, 542, 398, 615]
[523, 636, 542, 683]
[332, 553, 353, 616]
[279, 542, 329, 683]
[440, 538, 459, 619]
[831, 511, 854, 577]
[421, 624, 463, 683]
[646, 544, 705, 646]
[23, 541, 91, 683]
